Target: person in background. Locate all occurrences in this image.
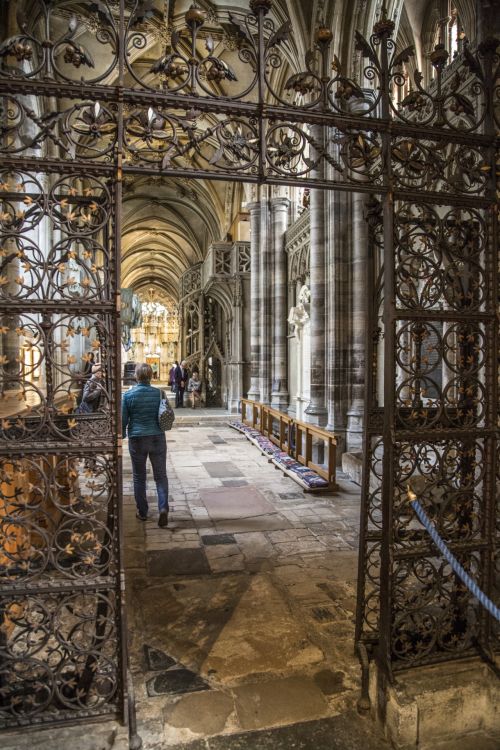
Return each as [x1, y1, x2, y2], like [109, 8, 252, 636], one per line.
[78, 351, 95, 405]
[122, 363, 169, 527]
[169, 361, 178, 392]
[80, 363, 106, 413]
[174, 359, 189, 408]
[187, 370, 202, 409]
[83, 351, 95, 380]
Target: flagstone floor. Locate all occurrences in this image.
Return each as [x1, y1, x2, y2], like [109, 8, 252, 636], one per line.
[123, 419, 390, 749]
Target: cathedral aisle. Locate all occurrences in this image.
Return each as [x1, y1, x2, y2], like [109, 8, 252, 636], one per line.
[123, 420, 389, 749]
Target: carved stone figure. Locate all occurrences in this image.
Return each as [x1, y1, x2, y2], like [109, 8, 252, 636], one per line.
[287, 284, 310, 340]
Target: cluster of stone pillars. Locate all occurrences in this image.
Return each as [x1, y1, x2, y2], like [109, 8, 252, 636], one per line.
[247, 192, 290, 410]
[247, 184, 369, 456]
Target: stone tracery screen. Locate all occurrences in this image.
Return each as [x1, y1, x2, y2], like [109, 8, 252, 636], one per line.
[0, 0, 497, 731]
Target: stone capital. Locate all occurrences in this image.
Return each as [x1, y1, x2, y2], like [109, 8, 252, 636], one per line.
[247, 201, 261, 213]
[270, 196, 290, 210]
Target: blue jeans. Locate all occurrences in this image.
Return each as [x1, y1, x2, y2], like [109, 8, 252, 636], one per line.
[129, 434, 169, 517]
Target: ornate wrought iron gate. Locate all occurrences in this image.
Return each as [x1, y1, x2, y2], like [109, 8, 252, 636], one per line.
[0, 0, 497, 732]
[355, 32, 499, 679]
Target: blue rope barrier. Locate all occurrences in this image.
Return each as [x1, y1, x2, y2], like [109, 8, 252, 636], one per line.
[407, 488, 500, 623]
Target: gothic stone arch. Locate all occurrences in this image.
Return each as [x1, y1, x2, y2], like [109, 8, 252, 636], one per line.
[0, 0, 497, 732]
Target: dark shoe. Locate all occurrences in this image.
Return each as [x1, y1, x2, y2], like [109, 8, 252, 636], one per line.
[158, 510, 169, 528]
[136, 511, 147, 521]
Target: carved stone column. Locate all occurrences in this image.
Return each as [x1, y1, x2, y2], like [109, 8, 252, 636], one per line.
[325, 189, 349, 453]
[228, 276, 244, 413]
[305, 127, 327, 425]
[346, 192, 369, 450]
[247, 201, 261, 401]
[270, 196, 290, 410]
[259, 195, 272, 404]
[342, 96, 374, 451]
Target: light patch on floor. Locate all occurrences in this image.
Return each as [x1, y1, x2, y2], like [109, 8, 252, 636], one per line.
[201, 573, 324, 681]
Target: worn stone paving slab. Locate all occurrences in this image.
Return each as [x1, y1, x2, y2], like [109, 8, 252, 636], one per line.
[131, 574, 251, 673]
[432, 736, 500, 750]
[313, 668, 346, 695]
[201, 533, 236, 546]
[201, 573, 323, 681]
[175, 458, 205, 467]
[213, 514, 290, 533]
[204, 715, 391, 750]
[204, 544, 241, 560]
[267, 528, 313, 542]
[232, 531, 274, 559]
[144, 644, 176, 671]
[200, 486, 276, 520]
[1, 723, 130, 750]
[202, 461, 244, 478]
[146, 668, 209, 697]
[182, 478, 223, 489]
[311, 606, 336, 622]
[208, 554, 246, 573]
[274, 540, 327, 556]
[208, 435, 227, 444]
[165, 690, 234, 737]
[231, 676, 329, 730]
[146, 548, 209, 576]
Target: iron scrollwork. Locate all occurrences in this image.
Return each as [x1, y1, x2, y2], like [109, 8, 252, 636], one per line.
[0, 1, 118, 84]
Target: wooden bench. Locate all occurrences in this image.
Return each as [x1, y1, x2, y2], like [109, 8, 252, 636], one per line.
[236, 400, 338, 492]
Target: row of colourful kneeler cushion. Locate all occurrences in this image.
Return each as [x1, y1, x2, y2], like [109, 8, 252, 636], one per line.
[230, 421, 329, 490]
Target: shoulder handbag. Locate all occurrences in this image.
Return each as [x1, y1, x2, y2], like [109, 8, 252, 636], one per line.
[158, 389, 175, 431]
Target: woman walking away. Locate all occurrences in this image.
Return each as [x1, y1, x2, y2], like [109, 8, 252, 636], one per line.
[122, 363, 169, 527]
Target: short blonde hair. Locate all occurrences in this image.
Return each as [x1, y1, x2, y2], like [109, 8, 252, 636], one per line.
[135, 363, 153, 383]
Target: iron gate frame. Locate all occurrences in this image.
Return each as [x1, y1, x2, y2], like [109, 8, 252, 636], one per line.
[0, 0, 498, 733]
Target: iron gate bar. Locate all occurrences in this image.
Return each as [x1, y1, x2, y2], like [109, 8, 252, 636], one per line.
[1, 69, 497, 152]
[0, 158, 494, 208]
[0, 116, 492, 154]
[0, 0, 497, 732]
[115, 3, 129, 723]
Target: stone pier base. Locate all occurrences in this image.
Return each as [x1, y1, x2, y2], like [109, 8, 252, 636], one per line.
[341, 451, 363, 484]
[370, 657, 500, 750]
